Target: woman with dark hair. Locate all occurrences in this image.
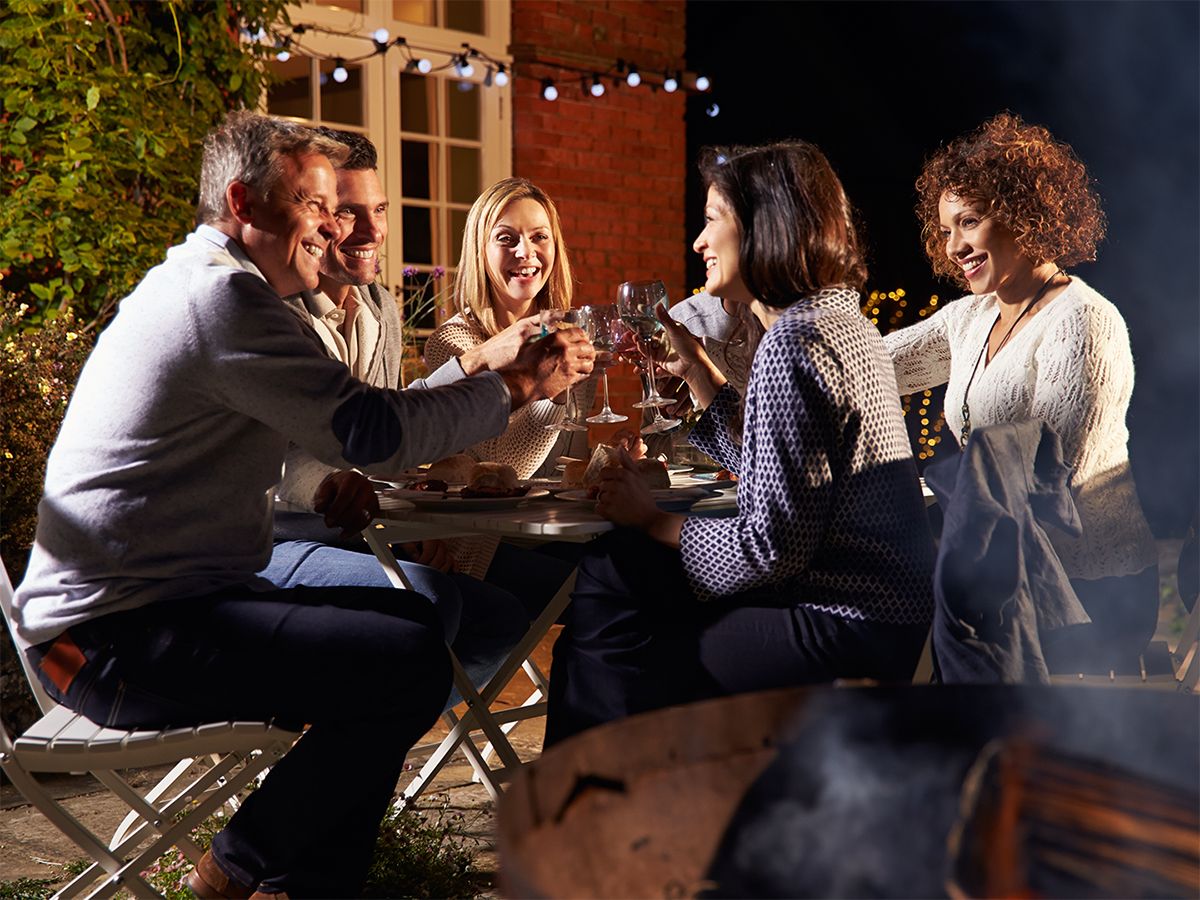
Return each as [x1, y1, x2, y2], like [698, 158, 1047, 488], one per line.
[885, 113, 1157, 670]
[545, 141, 934, 745]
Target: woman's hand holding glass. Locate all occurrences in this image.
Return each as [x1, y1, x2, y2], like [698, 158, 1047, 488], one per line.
[544, 310, 589, 432]
[654, 304, 728, 411]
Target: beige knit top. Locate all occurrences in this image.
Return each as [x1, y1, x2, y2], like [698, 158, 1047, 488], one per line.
[424, 312, 565, 577]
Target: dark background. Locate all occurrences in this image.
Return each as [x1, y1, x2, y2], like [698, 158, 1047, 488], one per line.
[684, 0, 1199, 535]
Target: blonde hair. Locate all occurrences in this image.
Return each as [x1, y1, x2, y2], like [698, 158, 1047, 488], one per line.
[454, 177, 573, 337]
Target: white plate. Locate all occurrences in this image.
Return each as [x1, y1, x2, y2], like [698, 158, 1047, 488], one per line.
[666, 463, 694, 473]
[384, 488, 550, 511]
[682, 472, 739, 490]
[557, 487, 708, 512]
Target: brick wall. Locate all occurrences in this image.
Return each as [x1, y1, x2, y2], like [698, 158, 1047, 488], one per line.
[511, 0, 688, 441]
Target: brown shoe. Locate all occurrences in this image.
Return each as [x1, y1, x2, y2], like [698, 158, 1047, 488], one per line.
[186, 850, 253, 899]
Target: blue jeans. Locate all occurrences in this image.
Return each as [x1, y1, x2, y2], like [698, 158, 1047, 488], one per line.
[261, 541, 529, 709]
[28, 584, 450, 896]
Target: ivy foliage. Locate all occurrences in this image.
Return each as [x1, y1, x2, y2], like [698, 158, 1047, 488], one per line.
[0, 0, 290, 331]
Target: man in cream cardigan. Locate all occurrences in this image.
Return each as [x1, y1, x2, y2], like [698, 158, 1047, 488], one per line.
[266, 129, 535, 706]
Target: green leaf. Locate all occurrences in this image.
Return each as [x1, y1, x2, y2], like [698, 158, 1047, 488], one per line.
[67, 135, 92, 152]
[228, 72, 243, 92]
[86, 86, 100, 110]
[14, 116, 36, 132]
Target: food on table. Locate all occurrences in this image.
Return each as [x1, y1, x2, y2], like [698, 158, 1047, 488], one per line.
[633, 457, 670, 489]
[409, 478, 448, 492]
[424, 453, 476, 484]
[713, 468, 738, 482]
[462, 461, 527, 498]
[562, 459, 589, 489]
[610, 428, 648, 460]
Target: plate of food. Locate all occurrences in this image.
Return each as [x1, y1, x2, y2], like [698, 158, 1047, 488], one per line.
[558, 486, 708, 512]
[384, 461, 551, 511]
[683, 469, 739, 490]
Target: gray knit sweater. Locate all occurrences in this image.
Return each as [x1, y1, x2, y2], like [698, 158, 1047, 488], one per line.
[12, 226, 511, 648]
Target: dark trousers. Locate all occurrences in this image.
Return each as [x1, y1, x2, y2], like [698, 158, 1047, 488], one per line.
[28, 584, 451, 897]
[544, 529, 928, 747]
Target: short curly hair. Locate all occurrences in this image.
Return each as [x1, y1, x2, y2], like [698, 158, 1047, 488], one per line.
[915, 112, 1105, 286]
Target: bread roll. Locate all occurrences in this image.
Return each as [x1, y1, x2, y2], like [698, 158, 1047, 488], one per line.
[466, 461, 519, 494]
[634, 457, 670, 489]
[562, 459, 588, 489]
[425, 453, 476, 484]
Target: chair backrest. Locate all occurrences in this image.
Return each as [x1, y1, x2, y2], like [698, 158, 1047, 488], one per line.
[0, 558, 56, 714]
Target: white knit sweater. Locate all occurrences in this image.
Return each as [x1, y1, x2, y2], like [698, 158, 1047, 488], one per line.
[884, 277, 1156, 581]
[423, 313, 565, 578]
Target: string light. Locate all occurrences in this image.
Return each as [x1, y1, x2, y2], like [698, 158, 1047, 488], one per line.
[270, 21, 714, 103]
[705, 102, 720, 117]
[541, 78, 558, 101]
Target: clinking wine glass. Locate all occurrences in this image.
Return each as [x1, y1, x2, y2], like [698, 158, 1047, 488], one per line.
[544, 310, 589, 433]
[575, 304, 628, 425]
[615, 280, 681, 434]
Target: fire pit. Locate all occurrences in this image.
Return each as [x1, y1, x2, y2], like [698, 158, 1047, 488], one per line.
[498, 685, 1198, 898]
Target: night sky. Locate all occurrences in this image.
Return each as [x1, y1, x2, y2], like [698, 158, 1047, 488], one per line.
[683, 0, 1199, 534]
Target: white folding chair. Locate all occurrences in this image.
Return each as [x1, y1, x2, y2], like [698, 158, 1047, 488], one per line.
[0, 562, 300, 899]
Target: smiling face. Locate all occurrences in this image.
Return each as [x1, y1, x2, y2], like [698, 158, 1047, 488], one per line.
[321, 167, 388, 288]
[238, 151, 339, 297]
[693, 185, 751, 304]
[485, 197, 556, 315]
[938, 191, 1033, 296]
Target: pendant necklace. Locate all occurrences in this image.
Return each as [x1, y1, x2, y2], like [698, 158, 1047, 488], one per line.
[959, 268, 1066, 446]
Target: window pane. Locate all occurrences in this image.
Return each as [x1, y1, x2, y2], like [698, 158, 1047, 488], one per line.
[448, 145, 481, 204]
[266, 56, 311, 120]
[393, 0, 434, 25]
[447, 79, 480, 140]
[402, 206, 434, 264]
[319, 60, 363, 126]
[449, 209, 468, 262]
[401, 140, 433, 199]
[400, 73, 433, 134]
[400, 270, 440, 330]
[314, 0, 364, 10]
[446, 0, 485, 34]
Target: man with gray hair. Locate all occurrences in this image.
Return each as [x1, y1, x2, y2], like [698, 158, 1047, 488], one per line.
[12, 110, 593, 897]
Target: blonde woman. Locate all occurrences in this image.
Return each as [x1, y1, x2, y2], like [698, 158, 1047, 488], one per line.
[425, 178, 580, 588]
[425, 178, 574, 488]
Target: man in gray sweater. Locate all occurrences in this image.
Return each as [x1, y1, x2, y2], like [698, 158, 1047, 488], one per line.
[12, 111, 592, 897]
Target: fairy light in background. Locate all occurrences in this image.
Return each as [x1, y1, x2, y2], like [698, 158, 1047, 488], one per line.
[865, 288, 946, 462]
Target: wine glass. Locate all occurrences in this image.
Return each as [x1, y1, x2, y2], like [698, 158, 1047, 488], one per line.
[575, 305, 628, 425]
[616, 280, 681, 434]
[544, 310, 589, 433]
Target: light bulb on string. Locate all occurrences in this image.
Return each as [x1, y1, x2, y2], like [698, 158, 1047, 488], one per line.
[454, 54, 474, 78]
[373, 27, 389, 44]
[274, 37, 291, 62]
[663, 71, 679, 93]
[626, 64, 640, 87]
[541, 79, 558, 101]
[332, 59, 349, 83]
[416, 57, 432, 74]
[494, 64, 510, 87]
[695, 73, 711, 91]
[705, 102, 720, 118]
[589, 74, 605, 97]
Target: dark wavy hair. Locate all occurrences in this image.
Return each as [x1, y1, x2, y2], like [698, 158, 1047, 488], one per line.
[916, 112, 1106, 287]
[699, 140, 867, 308]
[698, 140, 866, 440]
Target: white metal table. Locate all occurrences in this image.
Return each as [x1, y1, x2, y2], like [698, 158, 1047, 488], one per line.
[364, 486, 738, 803]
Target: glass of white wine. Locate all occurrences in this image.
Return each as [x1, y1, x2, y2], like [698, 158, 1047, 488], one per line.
[544, 310, 589, 433]
[574, 304, 628, 425]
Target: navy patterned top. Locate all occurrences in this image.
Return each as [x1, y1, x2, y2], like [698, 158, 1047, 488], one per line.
[681, 288, 934, 626]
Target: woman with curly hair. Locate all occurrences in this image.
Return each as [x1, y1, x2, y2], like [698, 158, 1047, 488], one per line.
[885, 112, 1158, 671]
